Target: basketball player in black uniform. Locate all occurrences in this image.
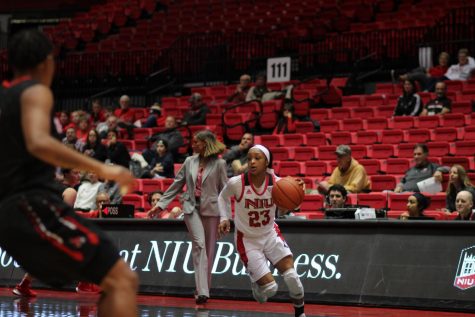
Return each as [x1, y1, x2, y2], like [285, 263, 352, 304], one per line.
[0, 29, 138, 316]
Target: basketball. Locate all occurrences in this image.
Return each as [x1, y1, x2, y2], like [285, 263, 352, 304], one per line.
[272, 177, 305, 210]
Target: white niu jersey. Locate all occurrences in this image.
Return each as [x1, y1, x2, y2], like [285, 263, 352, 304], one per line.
[219, 172, 280, 238]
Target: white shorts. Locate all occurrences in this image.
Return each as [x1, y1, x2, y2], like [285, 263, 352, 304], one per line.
[235, 223, 292, 282]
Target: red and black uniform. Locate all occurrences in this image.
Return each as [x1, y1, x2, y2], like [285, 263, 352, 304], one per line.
[0, 79, 119, 286]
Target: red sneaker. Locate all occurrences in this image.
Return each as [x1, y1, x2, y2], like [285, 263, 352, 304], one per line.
[12, 284, 37, 298]
[76, 282, 101, 294]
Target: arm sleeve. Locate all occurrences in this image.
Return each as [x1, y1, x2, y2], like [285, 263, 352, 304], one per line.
[218, 177, 239, 222]
[156, 158, 187, 210]
[409, 94, 422, 116]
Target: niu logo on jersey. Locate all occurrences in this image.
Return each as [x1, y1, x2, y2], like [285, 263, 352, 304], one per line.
[454, 245, 475, 290]
[245, 198, 273, 209]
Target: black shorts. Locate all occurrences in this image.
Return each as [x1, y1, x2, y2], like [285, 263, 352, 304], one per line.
[0, 189, 120, 287]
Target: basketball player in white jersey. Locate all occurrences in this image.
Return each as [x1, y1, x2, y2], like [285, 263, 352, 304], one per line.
[218, 145, 306, 317]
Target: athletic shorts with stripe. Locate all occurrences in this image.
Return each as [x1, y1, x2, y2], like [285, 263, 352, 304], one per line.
[0, 189, 120, 287]
[236, 224, 292, 283]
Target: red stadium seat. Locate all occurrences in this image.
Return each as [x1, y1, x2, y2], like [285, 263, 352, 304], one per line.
[442, 113, 466, 127]
[406, 129, 431, 143]
[295, 121, 315, 133]
[365, 95, 386, 107]
[350, 145, 368, 160]
[359, 159, 382, 175]
[388, 193, 411, 210]
[385, 158, 411, 175]
[431, 127, 459, 142]
[330, 108, 351, 120]
[303, 161, 329, 176]
[451, 101, 472, 113]
[355, 131, 380, 145]
[425, 193, 447, 210]
[392, 116, 415, 129]
[370, 175, 397, 191]
[342, 119, 365, 132]
[381, 130, 404, 144]
[463, 126, 475, 140]
[442, 157, 475, 172]
[370, 144, 395, 159]
[427, 142, 451, 157]
[397, 143, 417, 158]
[416, 116, 440, 129]
[260, 135, 282, 147]
[366, 117, 389, 130]
[352, 107, 375, 119]
[294, 147, 318, 161]
[300, 194, 324, 212]
[282, 134, 306, 147]
[122, 194, 145, 210]
[318, 146, 337, 160]
[357, 192, 388, 209]
[310, 109, 330, 121]
[306, 133, 328, 146]
[320, 120, 341, 133]
[375, 105, 395, 117]
[330, 132, 353, 146]
[270, 147, 294, 161]
[278, 162, 303, 177]
[453, 141, 475, 156]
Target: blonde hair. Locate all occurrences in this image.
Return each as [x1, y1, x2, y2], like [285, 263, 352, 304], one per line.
[195, 130, 226, 157]
[447, 164, 473, 196]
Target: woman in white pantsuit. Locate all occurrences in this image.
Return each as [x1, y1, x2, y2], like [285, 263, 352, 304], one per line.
[147, 130, 227, 304]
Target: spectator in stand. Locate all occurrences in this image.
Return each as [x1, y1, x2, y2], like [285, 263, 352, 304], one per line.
[114, 95, 136, 139]
[81, 129, 108, 162]
[55, 111, 74, 139]
[399, 51, 450, 91]
[99, 180, 122, 204]
[105, 130, 131, 168]
[325, 184, 349, 208]
[246, 73, 293, 102]
[444, 164, 474, 213]
[96, 107, 115, 136]
[143, 139, 175, 179]
[147, 115, 184, 161]
[420, 82, 451, 116]
[455, 190, 475, 221]
[99, 115, 119, 139]
[394, 144, 448, 193]
[399, 193, 433, 220]
[181, 93, 210, 126]
[444, 48, 475, 81]
[222, 132, 254, 177]
[74, 171, 103, 211]
[316, 145, 370, 194]
[226, 74, 251, 104]
[143, 103, 165, 128]
[76, 116, 91, 144]
[91, 99, 106, 125]
[273, 103, 298, 134]
[393, 79, 423, 116]
[62, 127, 80, 151]
[148, 191, 183, 219]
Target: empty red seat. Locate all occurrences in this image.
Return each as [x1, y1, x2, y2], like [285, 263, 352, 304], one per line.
[370, 175, 397, 191]
[137, 179, 163, 193]
[442, 113, 466, 127]
[366, 95, 386, 107]
[427, 142, 451, 156]
[381, 130, 404, 144]
[375, 83, 396, 95]
[406, 129, 431, 143]
[425, 193, 447, 210]
[330, 132, 353, 145]
[355, 131, 379, 145]
[442, 157, 475, 171]
[454, 141, 475, 156]
[300, 194, 324, 212]
[370, 144, 395, 159]
[270, 147, 294, 161]
[385, 158, 411, 175]
[310, 109, 329, 121]
[306, 133, 328, 146]
[320, 120, 341, 133]
[376, 105, 395, 117]
[342, 119, 365, 131]
[416, 116, 440, 129]
[295, 121, 315, 133]
[397, 143, 417, 158]
[134, 140, 149, 151]
[392, 116, 415, 129]
[357, 192, 388, 209]
[452, 101, 472, 113]
[342, 96, 361, 108]
[261, 135, 282, 147]
[303, 161, 329, 176]
[318, 146, 337, 160]
[350, 145, 368, 160]
[388, 193, 411, 210]
[463, 126, 475, 140]
[279, 161, 302, 177]
[294, 147, 318, 161]
[122, 194, 145, 210]
[330, 108, 351, 120]
[431, 127, 459, 142]
[282, 134, 306, 147]
[366, 117, 389, 130]
[359, 159, 382, 175]
[352, 107, 375, 118]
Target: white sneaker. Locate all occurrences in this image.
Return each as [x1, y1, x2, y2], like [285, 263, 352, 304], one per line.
[251, 282, 267, 304]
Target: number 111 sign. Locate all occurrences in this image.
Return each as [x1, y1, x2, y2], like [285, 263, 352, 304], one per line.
[267, 57, 291, 83]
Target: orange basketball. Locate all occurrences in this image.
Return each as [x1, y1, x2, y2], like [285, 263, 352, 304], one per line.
[272, 177, 305, 210]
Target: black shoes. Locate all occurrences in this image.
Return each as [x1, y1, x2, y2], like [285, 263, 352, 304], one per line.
[195, 295, 209, 304]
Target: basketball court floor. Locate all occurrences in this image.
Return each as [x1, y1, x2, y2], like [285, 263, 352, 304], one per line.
[1, 288, 474, 317]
